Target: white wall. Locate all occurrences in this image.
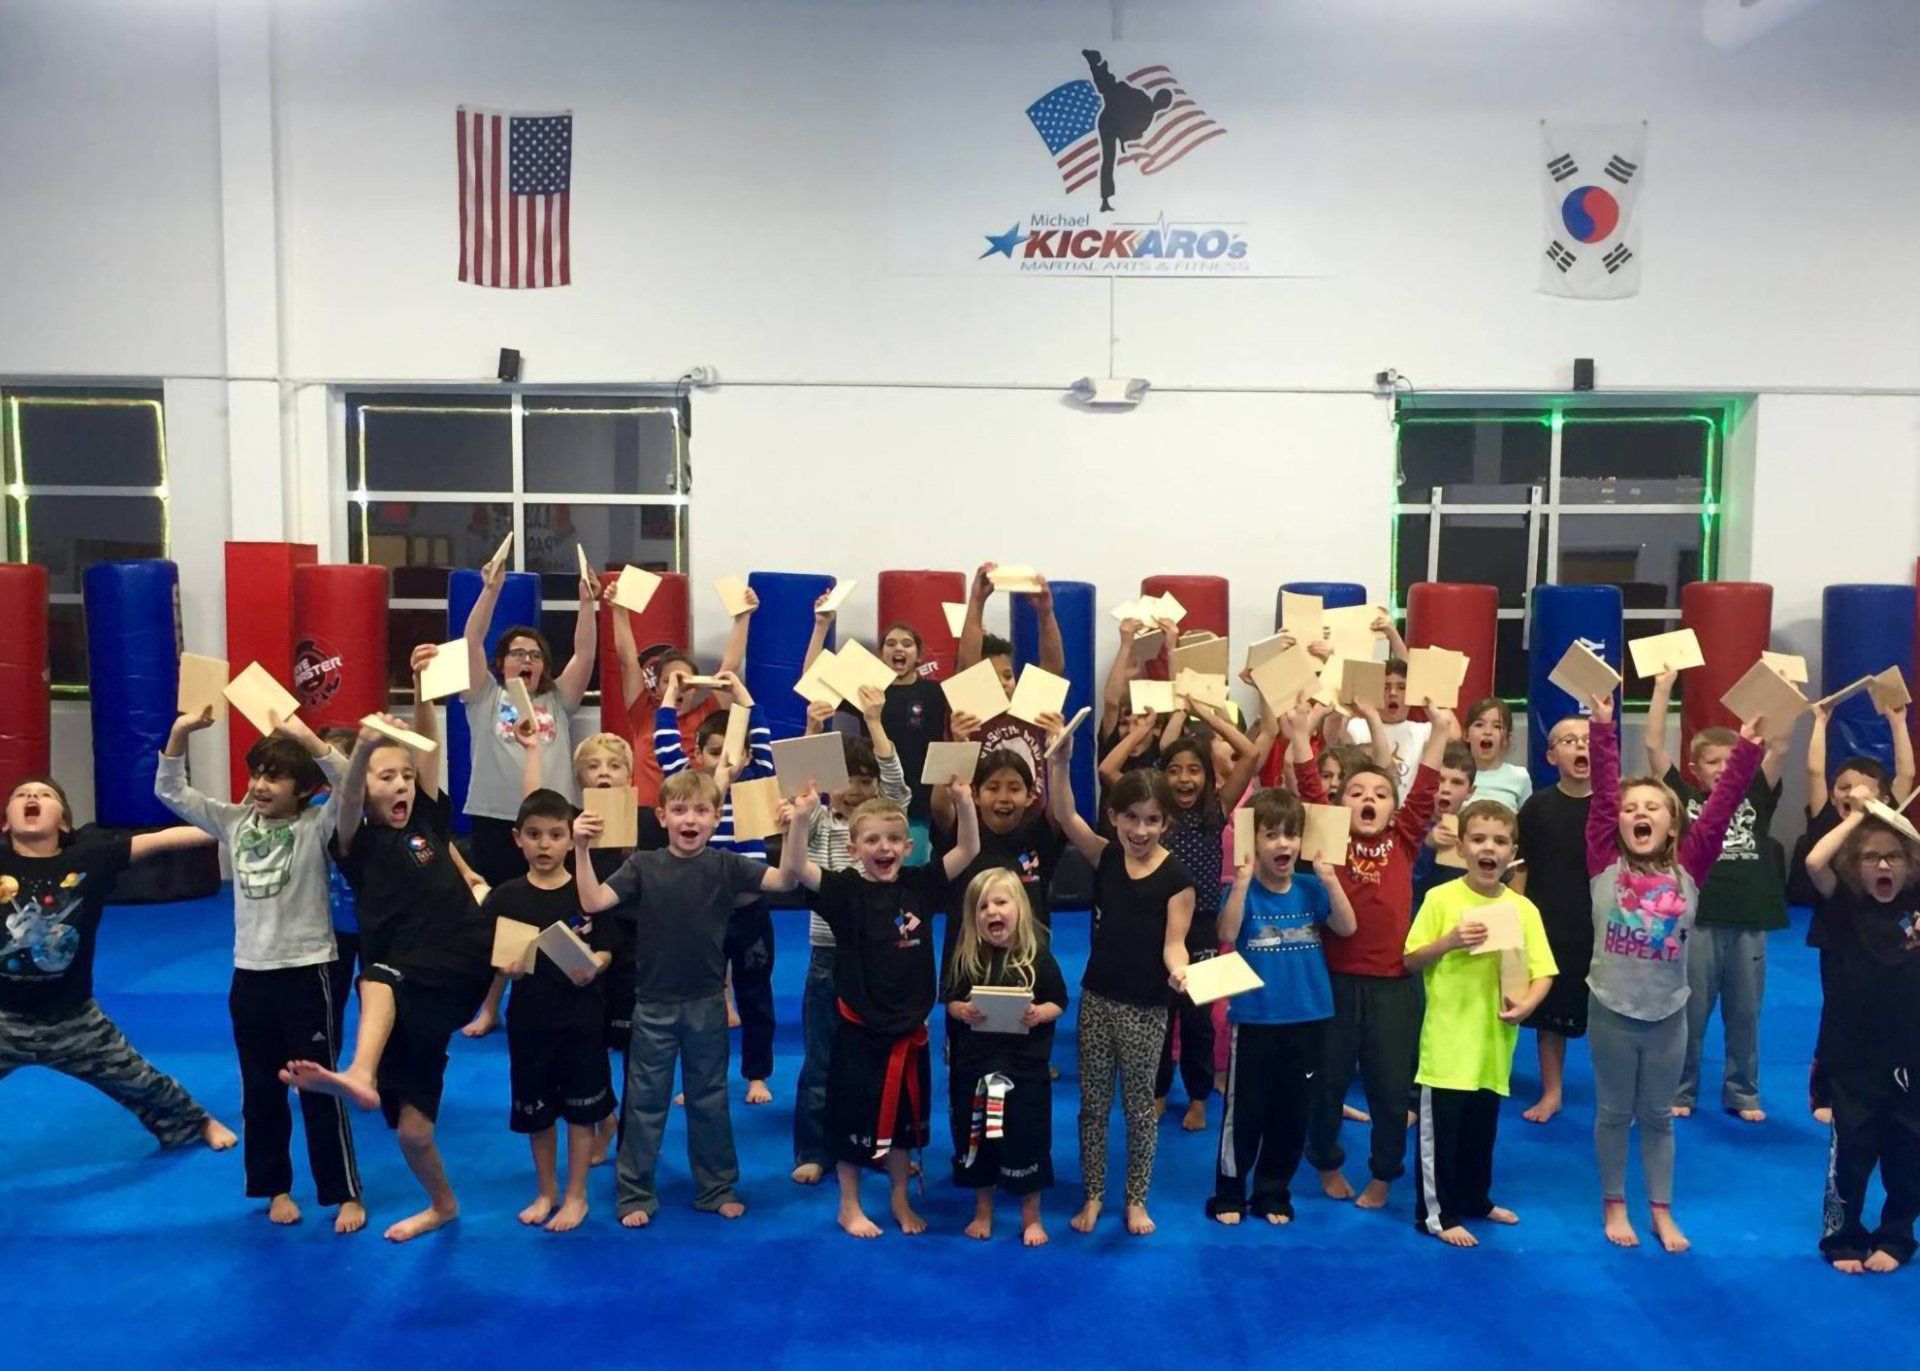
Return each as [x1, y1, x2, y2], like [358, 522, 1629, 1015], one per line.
[4, 0, 1919, 820]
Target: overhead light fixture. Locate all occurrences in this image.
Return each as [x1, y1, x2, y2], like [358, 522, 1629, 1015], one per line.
[1069, 376, 1149, 408]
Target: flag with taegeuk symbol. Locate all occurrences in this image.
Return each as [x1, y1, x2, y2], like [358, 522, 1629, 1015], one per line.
[457, 107, 573, 289]
[1539, 120, 1646, 300]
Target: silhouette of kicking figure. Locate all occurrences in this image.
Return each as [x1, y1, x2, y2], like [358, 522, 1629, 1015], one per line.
[1082, 49, 1172, 212]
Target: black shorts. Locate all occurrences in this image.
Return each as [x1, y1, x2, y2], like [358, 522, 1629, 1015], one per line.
[1526, 967, 1591, 1038]
[508, 1024, 615, 1133]
[948, 1062, 1053, 1195]
[602, 960, 636, 1053]
[377, 977, 488, 1129]
[827, 1019, 930, 1170]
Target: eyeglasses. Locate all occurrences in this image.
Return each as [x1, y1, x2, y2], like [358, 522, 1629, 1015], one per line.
[1861, 852, 1904, 868]
[504, 648, 545, 662]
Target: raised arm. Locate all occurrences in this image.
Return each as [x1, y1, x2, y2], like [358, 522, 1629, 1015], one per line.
[802, 598, 835, 673]
[1886, 697, 1915, 804]
[461, 557, 506, 703]
[1032, 576, 1065, 674]
[1319, 863, 1358, 937]
[956, 563, 992, 671]
[552, 570, 601, 707]
[1585, 695, 1621, 878]
[409, 644, 443, 799]
[1099, 713, 1156, 792]
[939, 779, 980, 880]
[1806, 701, 1831, 815]
[1803, 807, 1862, 899]
[333, 724, 380, 856]
[1350, 703, 1392, 772]
[571, 812, 620, 913]
[1047, 723, 1106, 864]
[1184, 696, 1263, 813]
[611, 598, 644, 712]
[1643, 668, 1676, 779]
[716, 588, 757, 681]
[1100, 618, 1144, 735]
[780, 788, 825, 891]
[1218, 862, 1252, 946]
[1678, 724, 1764, 886]
[155, 708, 231, 836]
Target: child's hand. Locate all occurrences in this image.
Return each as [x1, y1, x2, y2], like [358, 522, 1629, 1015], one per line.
[1370, 613, 1392, 635]
[1306, 639, 1332, 663]
[359, 712, 409, 745]
[946, 777, 975, 808]
[1036, 710, 1066, 740]
[1453, 920, 1489, 951]
[1019, 1004, 1050, 1029]
[1654, 667, 1678, 692]
[1355, 699, 1382, 724]
[1310, 859, 1337, 882]
[578, 569, 599, 606]
[1029, 574, 1053, 614]
[1811, 699, 1832, 724]
[1739, 716, 1765, 746]
[970, 563, 995, 607]
[1586, 692, 1614, 725]
[1117, 617, 1143, 644]
[481, 555, 506, 590]
[715, 668, 752, 707]
[599, 578, 618, 604]
[857, 684, 885, 723]
[566, 962, 599, 988]
[1168, 965, 1189, 995]
[804, 699, 834, 734]
[1498, 996, 1529, 1025]
[734, 587, 760, 619]
[812, 591, 837, 624]
[1429, 823, 1457, 852]
[1126, 710, 1157, 740]
[950, 1000, 985, 1025]
[1427, 704, 1456, 735]
[791, 785, 822, 819]
[409, 642, 439, 677]
[1234, 857, 1255, 883]
[951, 710, 982, 742]
[173, 706, 216, 736]
[573, 811, 603, 847]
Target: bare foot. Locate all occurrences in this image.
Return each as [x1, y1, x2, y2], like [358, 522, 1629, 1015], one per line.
[281, 1061, 379, 1111]
[519, 1195, 556, 1226]
[1023, 1221, 1049, 1247]
[1865, 1250, 1901, 1273]
[1604, 1200, 1639, 1248]
[460, 1007, 497, 1039]
[838, 1203, 881, 1239]
[384, 1204, 457, 1243]
[1832, 1258, 1865, 1274]
[1070, 1200, 1102, 1233]
[1487, 1206, 1519, 1225]
[1813, 1106, 1834, 1125]
[592, 1116, 615, 1166]
[201, 1118, 238, 1150]
[268, 1193, 301, 1225]
[726, 997, 741, 1029]
[1213, 1209, 1242, 1226]
[620, 1210, 652, 1229]
[1735, 1108, 1767, 1123]
[1522, 1094, 1562, 1124]
[672, 1093, 685, 1107]
[791, 1162, 825, 1185]
[1355, 1179, 1390, 1209]
[964, 1215, 993, 1240]
[1342, 1103, 1371, 1124]
[1154, 1097, 1167, 1122]
[891, 1195, 927, 1235]
[1406, 1110, 1417, 1128]
[1670, 1103, 1692, 1118]
[744, 1079, 773, 1105]
[1650, 1207, 1690, 1253]
[1437, 1225, 1478, 1248]
[1266, 1212, 1291, 1225]
[1124, 1204, 1155, 1235]
[1182, 1099, 1208, 1132]
[1319, 1169, 1354, 1201]
[334, 1201, 367, 1235]
[545, 1198, 589, 1232]
[717, 1201, 746, 1220]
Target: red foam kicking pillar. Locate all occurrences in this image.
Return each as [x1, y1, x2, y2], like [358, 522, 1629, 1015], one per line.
[1679, 581, 1772, 767]
[226, 542, 317, 800]
[878, 570, 966, 683]
[597, 571, 691, 747]
[0, 564, 49, 804]
[1405, 583, 1498, 711]
[1141, 574, 1229, 680]
[292, 564, 391, 732]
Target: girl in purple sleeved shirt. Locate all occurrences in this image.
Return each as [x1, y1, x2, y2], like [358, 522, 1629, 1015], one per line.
[1581, 691, 1762, 1256]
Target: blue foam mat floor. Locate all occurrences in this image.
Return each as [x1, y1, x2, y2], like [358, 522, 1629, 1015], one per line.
[1, 896, 1906, 1368]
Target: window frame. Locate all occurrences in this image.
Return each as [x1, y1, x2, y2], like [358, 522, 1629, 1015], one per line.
[1390, 398, 1726, 709]
[2, 387, 171, 697]
[338, 386, 691, 702]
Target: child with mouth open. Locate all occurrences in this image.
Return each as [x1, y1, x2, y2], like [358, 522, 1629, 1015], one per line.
[944, 867, 1069, 1246]
[1582, 690, 1762, 1255]
[781, 772, 980, 1238]
[1402, 799, 1556, 1248]
[1803, 807, 1920, 1275]
[1293, 698, 1455, 1211]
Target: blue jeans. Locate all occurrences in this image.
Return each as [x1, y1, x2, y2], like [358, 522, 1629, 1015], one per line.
[792, 944, 837, 1169]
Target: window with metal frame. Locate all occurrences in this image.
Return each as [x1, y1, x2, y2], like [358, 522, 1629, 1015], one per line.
[342, 390, 689, 698]
[2, 387, 170, 693]
[1391, 401, 1724, 707]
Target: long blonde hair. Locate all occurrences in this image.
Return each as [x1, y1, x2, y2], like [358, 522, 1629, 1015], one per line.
[947, 868, 1041, 993]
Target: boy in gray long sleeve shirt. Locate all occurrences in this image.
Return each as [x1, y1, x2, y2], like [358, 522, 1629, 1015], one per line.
[156, 708, 366, 1234]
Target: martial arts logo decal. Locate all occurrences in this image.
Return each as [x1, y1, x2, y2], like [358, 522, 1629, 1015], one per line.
[292, 636, 345, 709]
[979, 49, 1248, 276]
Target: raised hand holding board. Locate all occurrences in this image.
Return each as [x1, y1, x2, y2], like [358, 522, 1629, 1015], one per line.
[1760, 651, 1808, 684]
[1340, 659, 1387, 709]
[816, 579, 857, 615]
[1130, 679, 1176, 716]
[714, 576, 754, 618]
[1250, 644, 1318, 714]
[1722, 658, 1810, 732]
[507, 677, 539, 732]
[1044, 705, 1092, 759]
[1547, 640, 1621, 702]
[1403, 646, 1468, 710]
[793, 651, 845, 707]
[942, 658, 1011, 722]
[611, 566, 661, 614]
[1301, 803, 1351, 865]
[1007, 665, 1071, 726]
[1870, 666, 1911, 714]
[417, 639, 471, 702]
[730, 777, 784, 841]
[921, 740, 982, 787]
[988, 564, 1044, 593]
[359, 714, 438, 755]
[820, 640, 895, 701]
[772, 733, 851, 799]
[223, 662, 301, 736]
[178, 652, 229, 722]
[582, 786, 638, 848]
[1627, 628, 1705, 678]
[723, 704, 750, 769]
[1323, 604, 1388, 662]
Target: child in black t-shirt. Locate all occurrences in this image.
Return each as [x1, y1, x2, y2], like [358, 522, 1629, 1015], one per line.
[938, 747, 1066, 970]
[493, 789, 615, 1233]
[944, 867, 1067, 1245]
[782, 779, 979, 1239]
[1805, 809, 1920, 1273]
[0, 775, 231, 1153]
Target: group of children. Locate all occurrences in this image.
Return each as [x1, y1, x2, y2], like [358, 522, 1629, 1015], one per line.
[3, 559, 1915, 1273]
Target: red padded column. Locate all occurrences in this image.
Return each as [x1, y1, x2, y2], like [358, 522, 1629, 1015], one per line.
[291, 565, 390, 732]
[1406, 582, 1498, 714]
[225, 542, 316, 799]
[878, 569, 966, 682]
[1140, 574, 1229, 681]
[1680, 581, 1773, 765]
[0, 564, 49, 802]
[597, 570, 691, 744]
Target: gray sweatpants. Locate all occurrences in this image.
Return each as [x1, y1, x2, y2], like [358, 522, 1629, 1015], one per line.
[0, 1000, 209, 1147]
[615, 993, 740, 1218]
[1676, 926, 1766, 1112]
[1591, 1000, 1685, 1206]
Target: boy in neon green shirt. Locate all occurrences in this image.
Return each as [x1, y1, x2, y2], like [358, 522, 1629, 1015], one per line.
[1403, 798, 1556, 1249]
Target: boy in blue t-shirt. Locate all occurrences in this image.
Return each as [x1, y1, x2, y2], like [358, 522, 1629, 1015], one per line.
[1209, 786, 1357, 1225]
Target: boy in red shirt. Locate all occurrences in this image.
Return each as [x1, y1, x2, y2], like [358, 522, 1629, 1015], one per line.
[1287, 698, 1452, 1209]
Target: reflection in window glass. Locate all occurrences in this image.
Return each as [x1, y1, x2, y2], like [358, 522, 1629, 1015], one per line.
[24, 495, 167, 595]
[1560, 413, 1710, 505]
[13, 396, 165, 486]
[350, 393, 512, 493]
[1396, 415, 1549, 504]
[1556, 514, 1705, 610]
[523, 399, 680, 494]
[350, 500, 513, 602]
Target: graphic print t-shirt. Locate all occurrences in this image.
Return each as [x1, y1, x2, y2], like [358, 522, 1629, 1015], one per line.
[1664, 768, 1786, 931]
[0, 829, 133, 1019]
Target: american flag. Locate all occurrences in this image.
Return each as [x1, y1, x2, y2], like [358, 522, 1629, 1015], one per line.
[1024, 65, 1224, 195]
[456, 108, 572, 288]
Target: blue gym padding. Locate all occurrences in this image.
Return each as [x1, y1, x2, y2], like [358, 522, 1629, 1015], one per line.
[1821, 583, 1914, 775]
[83, 559, 179, 828]
[1014, 578, 1095, 823]
[1277, 580, 1365, 628]
[1528, 583, 1623, 786]
[747, 571, 836, 740]
[445, 568, 540, 831]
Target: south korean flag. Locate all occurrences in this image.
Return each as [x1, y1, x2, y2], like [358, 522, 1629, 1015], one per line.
[1539, 121, 1647, 300]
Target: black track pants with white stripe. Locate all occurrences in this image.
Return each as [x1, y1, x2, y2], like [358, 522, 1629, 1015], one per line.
[230, 965, 361, 1206]
[1414, 1084, 1499, 1235]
